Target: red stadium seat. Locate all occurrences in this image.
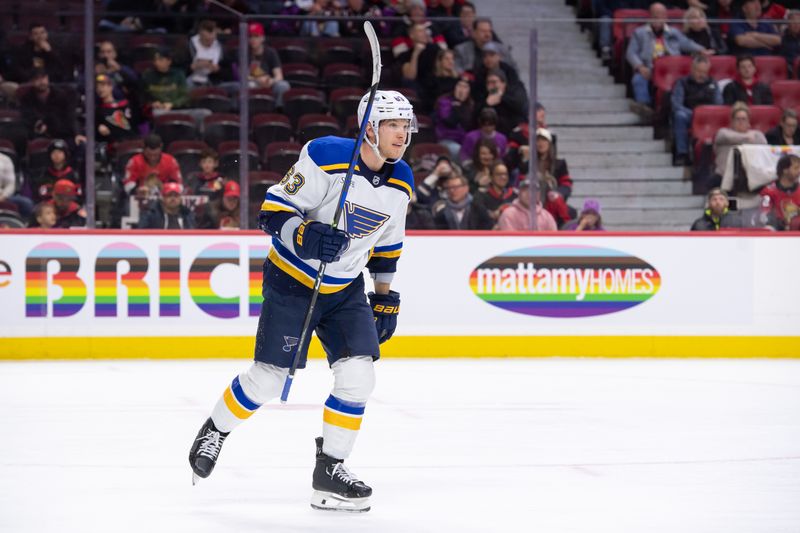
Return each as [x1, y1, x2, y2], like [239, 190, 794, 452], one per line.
[282, 88, 326, 127]
[709, 55, 737, 81]
[330, 87, 365, 125]
[190, 87, 233, 114]
[273, 39, 313, 65]
[167, 140, 210, 178]
[653, 56, 691, 110]
[409, 143, 449, 166]
[317, 39, 358, 67]
[246, 88, 276, 116]
[154, 113, 199, 147]
[770, 80, 800, 112]
[323, 63, 365, 91]
[690, 105, 730, 160]
[748, 105, 782, 133]
[251, 113, 292, 151]
[113, 139, 145, 177]
[0, 110, 27, 156]
[0, 139, 17, 172]
[263, 141, 302, 173]
[795, 57, 800, 80]
[281, 63, 320, 89]
[414, 115, 437, 144]
[202, 113, 240, 149]
[217, 140, 260, 180]
[754, 56, 788, 86]
[297, 114, 340, 144]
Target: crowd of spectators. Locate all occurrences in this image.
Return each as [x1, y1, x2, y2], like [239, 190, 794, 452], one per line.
[0, 0, 798, 232]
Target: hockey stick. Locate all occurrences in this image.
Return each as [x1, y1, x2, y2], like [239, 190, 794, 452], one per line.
[280, 21, 382, 403]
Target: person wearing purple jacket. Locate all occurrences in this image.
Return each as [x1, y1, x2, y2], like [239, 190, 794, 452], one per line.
[459, 107, 507, 165]
[435, 74, 476, 160]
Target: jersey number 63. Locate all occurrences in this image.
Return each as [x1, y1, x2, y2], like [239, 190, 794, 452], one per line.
[280, 166, 305, 195]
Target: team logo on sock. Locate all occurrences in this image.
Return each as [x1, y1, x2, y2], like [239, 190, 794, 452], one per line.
[283, 336, 299, 352]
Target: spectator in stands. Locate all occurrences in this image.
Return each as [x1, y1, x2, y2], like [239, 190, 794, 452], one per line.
[690, 187, 740, 230]
[393, 23, 443, 108]
[464, 138, 499, 192]
[536, 101, 547, 129]
[196, 180, 240, 229]
[20, 69, 83, 147]
[300, 0, 340, 37]
[340, 0, 383, 37]
[683, 7, 727, 55]
[671, 55, 722, 166]
[186, 148, 225, 197]
[729, 0, 780, 57]
[452, 2, 476, 47]
[722, 55, 773, 105]
[626, 2, 710, 119]
[188, 20, 224, 87]
[474, 161, 516, 223]
[479, 69, 529, 137]
[431, 49, 460, 100]
[497, 179, 558, 231]
[460, 108, 507, 163]
[435, 74, 476, 160]
[594, 0, 627, 64]
[10, 24, 69, 83]
[405, 192, 436, 229]
[49, 179, 86, 228]
[432, 173, 494, 229]
[416, 156, 458, 205]
[759, 154, 800, 230]
[454, 18, 515, 74]
[535, 128, 574, 226]
[35, 139, 81, 203]
[123, 134, 182, 199]
[766, 109, 800, 146]
[238, 23, 290, 107]
[429, 0, 465, 48]
[29, 201, 57, 229]
[562, 199, 606, 231]
[713, 102, 768, 185]
[142, 48, 190, 115]
[95, 40, 139, 105]
[138, 182, 196, 230]
[782, 10, 800, 77]
[708, 0, 734, 41]
[206, 0, 251, 34]
[98, 0, 144, 32]
[0, 151, 33, 219]
[96, 74, 140, 145]
[473, 41, 523, 105]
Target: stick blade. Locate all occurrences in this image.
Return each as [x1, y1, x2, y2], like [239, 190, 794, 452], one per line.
[363, 21, 382, 86]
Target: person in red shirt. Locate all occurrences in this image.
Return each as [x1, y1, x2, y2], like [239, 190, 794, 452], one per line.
[122, 133, 182, 199]
[47, 179, 86, 228]
[760, 154, 800, 230]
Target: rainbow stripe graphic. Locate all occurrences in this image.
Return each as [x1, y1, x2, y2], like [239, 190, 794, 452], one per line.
[25, 242, 86, 317]
[248, 245, 268, 317]
[189, 243, 240, 319]
[95, 242, 150, 317]
[159, 245, 180, 317]
[470, 245, 661, 318]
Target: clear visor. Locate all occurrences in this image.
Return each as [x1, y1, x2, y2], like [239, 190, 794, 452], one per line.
[379, 115, 418, 134]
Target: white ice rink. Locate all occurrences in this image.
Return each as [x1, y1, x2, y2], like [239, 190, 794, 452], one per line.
[1, 358, 799, 533]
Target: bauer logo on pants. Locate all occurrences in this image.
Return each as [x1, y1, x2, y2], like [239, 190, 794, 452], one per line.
[469, 245, 661, 318]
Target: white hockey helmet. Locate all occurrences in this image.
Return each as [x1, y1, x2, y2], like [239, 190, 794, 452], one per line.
[357, 90, 418, 162]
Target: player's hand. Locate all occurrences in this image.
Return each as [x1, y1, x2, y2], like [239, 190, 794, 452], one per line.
[368, 291, 400, 344]
[293, 221, 349, 263]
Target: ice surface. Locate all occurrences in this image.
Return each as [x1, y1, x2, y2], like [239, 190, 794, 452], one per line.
[1, 358, 799, 533]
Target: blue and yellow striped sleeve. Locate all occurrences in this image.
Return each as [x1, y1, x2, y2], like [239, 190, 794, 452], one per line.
[368, 242, 402, 274]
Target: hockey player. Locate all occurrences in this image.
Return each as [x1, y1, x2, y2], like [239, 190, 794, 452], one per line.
[189, 90, 417, 513]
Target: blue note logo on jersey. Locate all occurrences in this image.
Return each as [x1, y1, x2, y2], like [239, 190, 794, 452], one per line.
[344, 202, 390, 239]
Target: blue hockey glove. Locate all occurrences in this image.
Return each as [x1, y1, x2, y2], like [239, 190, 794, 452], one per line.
[293, 221, 349, 263]
[368, 291, 400, 344]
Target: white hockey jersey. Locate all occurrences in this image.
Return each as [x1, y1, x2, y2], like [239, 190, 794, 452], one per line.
[260, 136, 414, 294]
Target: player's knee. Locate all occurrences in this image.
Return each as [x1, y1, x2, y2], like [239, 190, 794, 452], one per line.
[332, 356, 375, 403]
[239, 362, 287, 405]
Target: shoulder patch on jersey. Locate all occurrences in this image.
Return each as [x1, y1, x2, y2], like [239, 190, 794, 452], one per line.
[307, 136, 358, 172]
[386, 160, 414, 198]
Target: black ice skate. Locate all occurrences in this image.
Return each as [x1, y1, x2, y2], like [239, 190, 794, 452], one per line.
[188, 418, 229, 485]
[310, 437, 372, 513]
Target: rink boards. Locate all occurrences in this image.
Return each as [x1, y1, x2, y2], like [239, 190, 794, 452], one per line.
[0, 230, 798, 359]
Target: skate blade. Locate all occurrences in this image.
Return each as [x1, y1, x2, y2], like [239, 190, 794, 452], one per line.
[310, 490, 370, 513]
[192, 472, 201, 486]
